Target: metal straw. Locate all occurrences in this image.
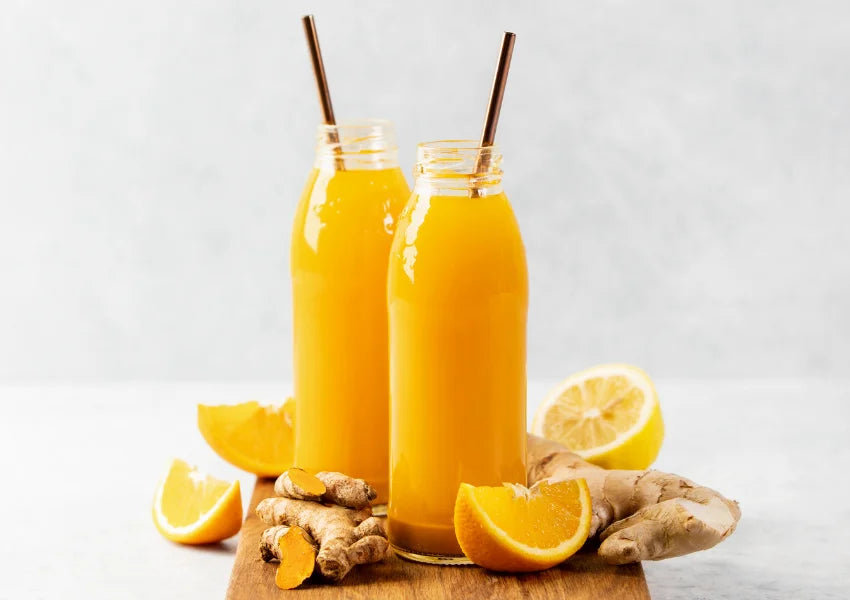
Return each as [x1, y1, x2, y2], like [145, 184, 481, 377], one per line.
[302, 15, 345, 171]
[472, 31, 516, 195]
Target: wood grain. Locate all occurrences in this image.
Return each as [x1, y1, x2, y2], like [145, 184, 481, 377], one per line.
[227, 478, 651, 600]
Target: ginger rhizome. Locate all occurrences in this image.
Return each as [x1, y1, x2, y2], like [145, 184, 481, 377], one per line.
[256, 469, 389, 582]
[257, 498, 387, 580]
[527, 434, 741, 564]
[259, 525, 318, 590]
[275, 469, 377, 509]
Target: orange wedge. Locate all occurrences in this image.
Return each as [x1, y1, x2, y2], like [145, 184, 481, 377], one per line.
[152, 458, 242, 544]
[454, 479, 592, 572]
[198, 401, 294, 477]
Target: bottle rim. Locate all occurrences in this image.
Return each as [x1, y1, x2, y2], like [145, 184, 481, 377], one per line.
[314, 118, 398, 169]
[414, 140, 503, 190]
[417, 139, 500, 152]
[316, 118, 395, 139]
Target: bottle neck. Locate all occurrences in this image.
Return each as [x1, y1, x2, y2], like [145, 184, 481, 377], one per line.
[412, 140, 503, 196]
[314, 119, 400, 171]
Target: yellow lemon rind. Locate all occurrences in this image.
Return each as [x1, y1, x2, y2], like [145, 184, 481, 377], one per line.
[531, 364, 662, 469]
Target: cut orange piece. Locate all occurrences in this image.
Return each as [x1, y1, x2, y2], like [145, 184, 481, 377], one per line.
[531, 364, 664, 470]
[152, 458, 242, 544]
[454, 478, 592, 572]
[198, 401, 294, 477]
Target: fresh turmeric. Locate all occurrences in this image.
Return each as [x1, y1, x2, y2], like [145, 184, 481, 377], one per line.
[274, 469, 377, 509]
[256, 497, 388, 581]
[274, 468, 326, 502]
[259, 525, 319, 589]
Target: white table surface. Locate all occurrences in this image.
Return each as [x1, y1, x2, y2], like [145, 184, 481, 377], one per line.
[2, 380, 848, 599]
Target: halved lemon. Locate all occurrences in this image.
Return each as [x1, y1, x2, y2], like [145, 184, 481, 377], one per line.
[531, 364, 664, 470]
[198, 401, 294, 477]
[152, 458, 242, 544]
[454, 479, 592, 572]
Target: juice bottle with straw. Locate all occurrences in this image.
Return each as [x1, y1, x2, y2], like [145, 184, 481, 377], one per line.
[291, 17, 410, 505]
[387, 33, 526, 562]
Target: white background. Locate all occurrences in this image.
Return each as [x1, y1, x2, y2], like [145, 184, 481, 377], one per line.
[2, 0, 848, 382]
[2, 4, 850, 599]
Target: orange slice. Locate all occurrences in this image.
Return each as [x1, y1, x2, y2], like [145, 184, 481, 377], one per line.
[198, 401, 294, 477]
[152, 458, 242, 544]
[454, 478, 592, 572]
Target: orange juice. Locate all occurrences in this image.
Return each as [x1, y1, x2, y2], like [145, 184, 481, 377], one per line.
[387, 141, 528, 561]
[291, 120, 410, 504]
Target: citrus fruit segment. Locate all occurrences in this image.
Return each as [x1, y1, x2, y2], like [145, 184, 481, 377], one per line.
[531, 364, 664, 470]
[152, 458, 242, 544]
[198, 401, 294, 477]
[454, 478, 592, 572]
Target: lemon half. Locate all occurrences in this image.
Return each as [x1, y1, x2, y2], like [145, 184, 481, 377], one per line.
[531, 364, 664, 470]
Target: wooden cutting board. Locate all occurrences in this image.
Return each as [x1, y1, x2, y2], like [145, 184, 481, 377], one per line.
[226, 478, 651, 599]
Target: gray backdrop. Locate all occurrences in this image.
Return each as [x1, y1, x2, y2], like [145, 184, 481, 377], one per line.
[1, 0, 848, 381]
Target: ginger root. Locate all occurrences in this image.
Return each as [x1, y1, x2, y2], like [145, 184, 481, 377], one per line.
[527, 434, 741, 564]
[259, 525, 290, 562]
[256, 496, 388, 581]
[260, 526, 319, 590]
[275, 469, 377, 509]
[315, 471, 378, 509]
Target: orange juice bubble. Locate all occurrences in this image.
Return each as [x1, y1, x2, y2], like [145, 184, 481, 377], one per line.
[291, 120, 410, 505]
[387, 141, 528, 562]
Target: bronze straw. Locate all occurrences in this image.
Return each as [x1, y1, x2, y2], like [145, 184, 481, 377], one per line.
[302, 15, 345, 171]
[472, 31, 516, 195]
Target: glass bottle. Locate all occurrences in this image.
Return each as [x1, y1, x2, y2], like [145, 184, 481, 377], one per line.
[291, 119, 410, 507]
[387, 140, 528, 562]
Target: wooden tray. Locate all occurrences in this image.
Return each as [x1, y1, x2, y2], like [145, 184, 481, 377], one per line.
[226, 478, 651, 599]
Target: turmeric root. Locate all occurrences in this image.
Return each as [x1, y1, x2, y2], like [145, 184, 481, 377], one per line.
[259, 525, 292, 562]
[260, 526, 319, 588]
[275, 468, 327, 502]
[274, 469, 378, 509]
[527, 434, 741, 564]
[256, 497, 388, 581]
[275, 527, 318, 590]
